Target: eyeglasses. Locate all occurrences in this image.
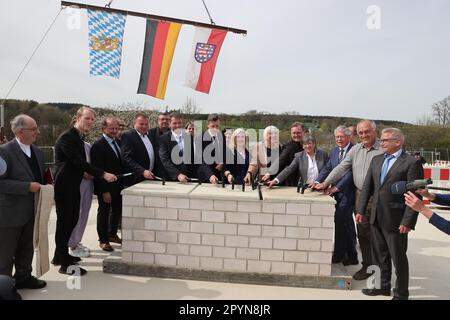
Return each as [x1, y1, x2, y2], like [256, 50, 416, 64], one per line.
[379, 138, 398, 143]
[22, 127, 39, 132]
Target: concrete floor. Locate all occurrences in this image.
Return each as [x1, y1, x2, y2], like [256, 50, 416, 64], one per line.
[19, 204, 450, 300]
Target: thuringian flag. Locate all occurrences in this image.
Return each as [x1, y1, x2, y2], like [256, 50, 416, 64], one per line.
[185, 27, 227, 94]
[137, 20, 182, 99]
[87, 9, 127, 79]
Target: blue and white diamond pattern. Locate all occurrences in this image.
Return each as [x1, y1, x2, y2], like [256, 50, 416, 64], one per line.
[88, 9, 126, 79]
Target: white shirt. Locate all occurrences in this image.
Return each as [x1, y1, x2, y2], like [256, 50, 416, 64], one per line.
[136, 130, 155, 171]
[171, 131, 184, 150]
[16, 137, 31, 158]
[306, 153, 319, 184]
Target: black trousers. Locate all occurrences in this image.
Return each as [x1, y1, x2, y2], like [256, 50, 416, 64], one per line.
[371, 221, 409, 299]
[97, 192, 122, 243]
[54, 190, 81, 266]
[333, 205, 358, 261]
[0, 216, 35, 280]
[355, 190, 373, 267]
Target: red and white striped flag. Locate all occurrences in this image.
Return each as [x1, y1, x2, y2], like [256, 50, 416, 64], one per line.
[185, 27, 227, 94]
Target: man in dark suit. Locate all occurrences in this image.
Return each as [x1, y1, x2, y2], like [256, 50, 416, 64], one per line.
[316, 126, 357, 265]
[90, 117, 125, 252]
[159, 112, 198, 182]
[121, 113, 163, 186]
[357, 128, 423, 300]
[148, 112, 170, 179]
[198, 113, 226, 184]
[0, 114, 46, 293]
[53, 107, 117, 276]
[278, 122, 305, 186]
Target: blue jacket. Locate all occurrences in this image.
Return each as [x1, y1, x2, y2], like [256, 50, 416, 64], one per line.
[429, 194, 450, 235]
[316, 144, 355, 207]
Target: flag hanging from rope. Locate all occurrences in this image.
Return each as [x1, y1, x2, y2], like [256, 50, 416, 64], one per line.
[185, 27, 227, 94]
[137, 20, 182, 99]
[87, 10, 126, 79]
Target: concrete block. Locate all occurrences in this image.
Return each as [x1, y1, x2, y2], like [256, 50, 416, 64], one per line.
[238, 201, 262, 213]
[297, 239, 321, 251]
[271, 262, 295, 274]
[223, 259, 247, 271]
[311, 203, 334, 216]
[155, 231, 178, 243]
[122, 206, 133, 217]
[177, 256, 200, 268]
[133, 230, 155, 242]
[200, 257, 223, 269]
[247, 260, 270, 273]
[155, 208, 177, 220]
[155, 254, 177, 266]
[123, 195, 144, 207]
[273, 215, 298, 226]
[249, 213, 273, 225]
[262, 202, 286, 214]
[190, 199, 214, 210]
[284, 251, 307, 263]
[260, 249, 284, 261]
[286, 203, 310, 215]
[238, 225, 261, 236]
[213, 247, 236, 258]
[285, 227, 309, 239]
[202, 211, 225, 222]
[178, 232, 201, 245]
[191, 222, 214, 234]
[214, 200, 237, 211]
[308, 252, 332, 264]
[321, 240, 333, 252]
[144, 196, 166, 208]
[225, 212, 249, 224]
[178, 209, 201, 221]
[262, 226, 285, 238]
[249, 237, 272, 249]
[122, 240, 143, 252]
[320, 264, 332, 276]
[273, 238, 297, 250]
[167, 197, 190, 209]
[167, 220, 190, 232]
[295, 263, 319, 275]
[225, 236, 249, 248]
[122, 230, 132, 240]
[298, 216, 322, 227]
[202, 234, 225, 246]
[122, 251, 133, 262]
[133, 253, 154, 264]
[322, 217, 334, 228]
[190, 245, 213, 257]
[144, 219, 167, 231]
[236, 248, 259, 260]
[133, 207, 155, 218]
[166, 243, 189, 256]
[143, 242, 166, 254]
[310, 228, 334, 240]
[122, 217, 145, 229]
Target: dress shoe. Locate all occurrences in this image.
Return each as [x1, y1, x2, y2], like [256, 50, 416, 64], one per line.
[51, 256, 81, 266]
[100, 242, 114, 252]
[15, 276, 47, 290]
[392, 296, 408, 300]
[58, 265, 87, 276]
[352, 266, 372, 280]
[108, 234, 122, 244]
[362, 288, 391, 296]
[343, 258, 359, 266]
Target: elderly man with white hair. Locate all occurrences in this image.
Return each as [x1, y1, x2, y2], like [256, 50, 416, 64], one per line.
[0, 114, 47, 298]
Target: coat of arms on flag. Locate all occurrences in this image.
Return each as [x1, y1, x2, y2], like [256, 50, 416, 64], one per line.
[88, 10, 126, 79]
[194, 43, 216, 63]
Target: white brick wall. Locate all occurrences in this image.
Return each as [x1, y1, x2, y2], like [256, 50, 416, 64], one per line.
[284, 251, 307, 263]
[322, 217, 334, 228]
[144, 196, 166, 208]
[202, 234, 225, 246]
[191, 222, 214, 233]
[262, 226, 285, 238]
[214, 200, 237, 211]
[167, 197, 190, 209]
[308, 252, 332, 264]
[262, 202, 286, 214]
[297, 239, 321, 251]
[311, 203, 334, 216]
[122, 251, 133, 262]
[200, 257, 223, 269]
[295, 263, 319, 275]
[133, 230, 154, 242]
[248, 260, 270, 273]
[260, 249, 283, 261]
[236, 248, 259, 260]
[190, 245, 213, 257]
[123, 195, 144, 207]
[167, 220, 190, 232]
[298, 216, 322, 227]
[249, 237, 272, 249]
[223, 259, 246, 271]
[285, 227, 309, 239]
[144, 242, 166, 254]
[286, 203, 310, 215]
[214, 223, 237, 235]
[225, 236, 249, 248]
[155, 254, 177, 266]
[321, 240, 333, 252]
[166, 243, 189, 255]
[178, 209, 201, 221]
[122, 206, 133, 217]
[133, 207, 155, 218]
[155, 208, 177, 220]
[226, 212, 249, 224]
[177, 256, 199, 268]
[178, 232, 201, 245]
[202, 211, 225, 222]
[122, 240, 143, 252]
[133, 252, 154, 264]
[238, 225, 261, 236]
[122, 217, 145, 229]
[238, 201, 261, 213]
[155, 231, 178, 243]
[249, 213, 273, 225]
[273, 215, 298, 226]
[190, 199, 214, 210]
[271, 262, 295, 274]
[319, 264, 332, 276]
[122, 230, 132, 240]
[310, 228, 334, 240]
[273, 238, 297, 250]
[144, 219, 167, 231]
[213, 247, 236, 258]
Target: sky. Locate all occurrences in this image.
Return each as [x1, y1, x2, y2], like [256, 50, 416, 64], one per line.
[1, 0, 450, 123]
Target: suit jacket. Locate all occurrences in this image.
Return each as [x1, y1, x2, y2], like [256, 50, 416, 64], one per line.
[148, 127, 169, 178]
[276, 149, 329, 186]
[54, 127, 104, 195]
[247, 142, 283, 180]
[159, 131, 198, 181]
[198, 130, 226, 182]
[225, 148, 250, 185]
[279, 140, 303, 186]
[357, 151, 424, 231]
[0, 139, 44, 227]
[90, 136, 124, 195]
[120, 129, 163, 186]
[317, 144, 355, 207]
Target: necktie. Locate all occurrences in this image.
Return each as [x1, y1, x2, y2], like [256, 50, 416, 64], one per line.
[112, 140, 121, 160]
[338, 148, 345, 163]
[380, 154, 395, 185]
[178, 135, 184, 157]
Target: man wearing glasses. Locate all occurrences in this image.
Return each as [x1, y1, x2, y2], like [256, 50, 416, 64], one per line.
[0, 115, 46, 298]
[356, 128, 423, 300]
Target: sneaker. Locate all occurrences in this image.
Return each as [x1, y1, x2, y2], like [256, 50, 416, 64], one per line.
[69, 246, 90, 258]
[77, 243, 91, 255]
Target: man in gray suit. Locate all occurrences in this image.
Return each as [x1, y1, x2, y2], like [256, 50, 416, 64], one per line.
[0, 115, 47, 293]
[357, 128, 423, 300]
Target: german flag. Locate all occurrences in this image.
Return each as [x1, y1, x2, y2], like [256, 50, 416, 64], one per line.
[138, 20, 181, 99]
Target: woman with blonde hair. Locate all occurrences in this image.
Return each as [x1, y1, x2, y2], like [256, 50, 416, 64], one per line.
[223, 128, 250, 185]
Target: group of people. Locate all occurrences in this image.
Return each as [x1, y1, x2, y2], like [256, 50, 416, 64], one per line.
[0, 107, 449, 300]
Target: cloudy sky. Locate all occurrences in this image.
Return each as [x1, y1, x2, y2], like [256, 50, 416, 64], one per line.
[1, 0, 450, 123]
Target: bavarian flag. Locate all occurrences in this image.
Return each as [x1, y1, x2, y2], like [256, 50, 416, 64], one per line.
[138, 20, 182, 99]
[185, 27, 227, 94]
[88, 10, 126, 79]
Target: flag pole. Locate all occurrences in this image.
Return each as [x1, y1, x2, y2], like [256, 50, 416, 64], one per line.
[61, 1, 247, 35]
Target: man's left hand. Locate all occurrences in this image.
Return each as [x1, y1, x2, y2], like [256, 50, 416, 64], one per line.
[399, 225, 411, 234]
